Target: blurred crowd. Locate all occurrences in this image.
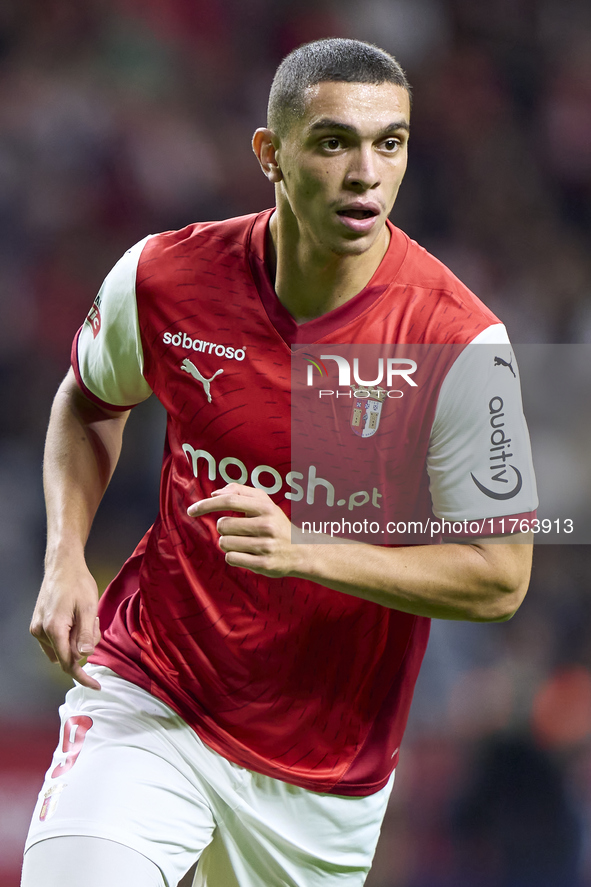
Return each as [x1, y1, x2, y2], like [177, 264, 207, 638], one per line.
[1, 0, 591, 884]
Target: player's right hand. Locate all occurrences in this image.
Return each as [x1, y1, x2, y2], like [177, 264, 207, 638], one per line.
[30, 562, 102, 690]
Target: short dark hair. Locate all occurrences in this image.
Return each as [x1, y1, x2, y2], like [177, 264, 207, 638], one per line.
[268, 38, 411, 136]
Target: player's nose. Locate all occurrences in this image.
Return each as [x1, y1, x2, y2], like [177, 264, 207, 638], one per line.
[344, 146, 380, 190]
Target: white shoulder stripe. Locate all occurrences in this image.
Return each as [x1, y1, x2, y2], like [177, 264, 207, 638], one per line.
[469, 323, 510, 345]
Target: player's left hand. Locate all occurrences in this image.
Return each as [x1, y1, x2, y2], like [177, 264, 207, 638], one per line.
[187, 484, 301, 578]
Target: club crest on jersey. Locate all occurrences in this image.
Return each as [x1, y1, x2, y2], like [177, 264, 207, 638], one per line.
[39, 783, 66, 822]
[351, 388, 386, 438]
[181, 358, 223, 403]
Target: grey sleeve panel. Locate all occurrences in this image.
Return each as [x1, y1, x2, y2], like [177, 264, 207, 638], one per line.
[428, 324, 538, 520]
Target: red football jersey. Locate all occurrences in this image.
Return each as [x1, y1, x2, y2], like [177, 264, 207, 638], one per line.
[73, 210, 537, 795]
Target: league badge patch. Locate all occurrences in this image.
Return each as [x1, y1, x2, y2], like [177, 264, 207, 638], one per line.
[86, 301, 101, 339]
[351, 388, 386, 438]
[39, 783, 66, 822]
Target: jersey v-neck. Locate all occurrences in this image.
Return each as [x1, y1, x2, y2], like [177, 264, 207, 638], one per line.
[246, 208, 409, 347]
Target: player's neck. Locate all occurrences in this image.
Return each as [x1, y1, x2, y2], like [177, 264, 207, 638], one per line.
[267, 212, 390, 324]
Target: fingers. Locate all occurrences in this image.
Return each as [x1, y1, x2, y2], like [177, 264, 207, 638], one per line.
[69, 661, 102, 691]
[34, 624, 102, 690]
[187, 484, 271, 518]
[218, 532, 275, 555]
[223, 550, 269, 572]
[35, 634, 59, 664]
[215, 514, 275, 537]
[74, 615, 101, 658]
[30, 590, 102, 690]
[210, 484, 262, 500]
[187, 485, 294, 578]
[30, 615, 73, 672]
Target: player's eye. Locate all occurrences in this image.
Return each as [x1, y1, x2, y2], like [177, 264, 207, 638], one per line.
[381, 138, 400, 152]
[321, 137, 343, 151]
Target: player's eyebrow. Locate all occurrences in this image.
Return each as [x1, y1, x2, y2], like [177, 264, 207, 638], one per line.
[308, 118, 410, 137]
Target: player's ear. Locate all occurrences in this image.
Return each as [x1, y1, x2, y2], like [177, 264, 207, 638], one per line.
[252, 128, 283, 183]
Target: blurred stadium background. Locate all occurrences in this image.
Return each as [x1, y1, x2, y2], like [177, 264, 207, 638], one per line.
[1, 0, 591, 884]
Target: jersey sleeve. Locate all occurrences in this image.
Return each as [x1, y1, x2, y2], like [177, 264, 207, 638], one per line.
[72, 237, 153, 409]
[427, 323, 538, 528]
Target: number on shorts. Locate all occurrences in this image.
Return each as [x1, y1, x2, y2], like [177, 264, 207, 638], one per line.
[51, 715, 93, 778]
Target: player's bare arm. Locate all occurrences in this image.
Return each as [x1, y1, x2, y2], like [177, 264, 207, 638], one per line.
[189, 485, 532, 623]
[30, 369, 130, 689]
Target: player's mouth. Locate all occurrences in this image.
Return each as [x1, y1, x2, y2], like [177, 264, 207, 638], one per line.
[336, 203, 381, 233]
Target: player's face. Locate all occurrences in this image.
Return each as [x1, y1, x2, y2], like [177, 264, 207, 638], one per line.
[274, 81, 410, 257]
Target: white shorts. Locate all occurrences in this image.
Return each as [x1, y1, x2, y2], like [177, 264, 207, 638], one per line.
[25, 666, 394, 887]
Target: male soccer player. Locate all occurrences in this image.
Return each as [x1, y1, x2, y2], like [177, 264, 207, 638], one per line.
[22, 38, 537, 887]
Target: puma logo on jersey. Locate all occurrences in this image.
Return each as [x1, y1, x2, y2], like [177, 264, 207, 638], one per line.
[181, 359, 223, 403]
[494, 355, 516, 378]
